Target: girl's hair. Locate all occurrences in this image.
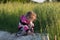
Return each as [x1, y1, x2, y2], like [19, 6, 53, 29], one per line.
[25, 11, 36, 19]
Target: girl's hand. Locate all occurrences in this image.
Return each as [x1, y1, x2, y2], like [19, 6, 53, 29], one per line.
[27, 30, 35, 36]
[27, 30, 32, 35]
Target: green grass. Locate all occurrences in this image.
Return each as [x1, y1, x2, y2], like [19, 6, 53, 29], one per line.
[0, 2, 36, 32]
[0, 2, 60, 40]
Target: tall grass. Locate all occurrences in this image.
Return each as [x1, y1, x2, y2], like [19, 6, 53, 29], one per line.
[0, 2, 60, 40]
[0, 0, 31, 3]
[33, 3, 60, 40]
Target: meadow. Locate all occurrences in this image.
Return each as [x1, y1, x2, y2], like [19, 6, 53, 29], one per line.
[0, 2, 60, 40]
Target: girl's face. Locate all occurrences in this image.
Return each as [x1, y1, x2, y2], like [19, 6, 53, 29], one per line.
[31, 15, 36, 22]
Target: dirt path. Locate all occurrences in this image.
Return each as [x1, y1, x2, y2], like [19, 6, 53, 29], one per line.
[0, 31, 49, 40]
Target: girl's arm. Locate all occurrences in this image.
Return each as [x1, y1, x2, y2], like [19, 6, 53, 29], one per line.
[20, 15, 30, 25]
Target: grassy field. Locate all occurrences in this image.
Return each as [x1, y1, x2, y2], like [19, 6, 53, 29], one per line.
[0, 2, 60, 40]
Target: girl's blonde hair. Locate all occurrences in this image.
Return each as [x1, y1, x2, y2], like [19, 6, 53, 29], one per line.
[26, 11, 36, 20]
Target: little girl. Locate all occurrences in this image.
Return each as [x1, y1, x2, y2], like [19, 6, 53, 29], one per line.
[16, 11, 36, 36]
